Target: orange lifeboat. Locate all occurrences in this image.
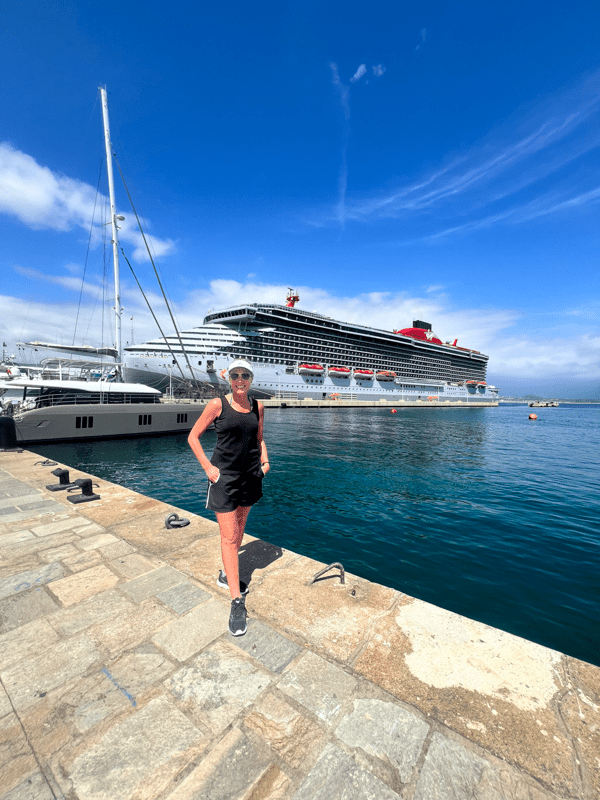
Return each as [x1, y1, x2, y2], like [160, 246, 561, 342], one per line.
[376, 370, 396, 381]
[466, 380, 478, 387]
[329, 366, 351, 377]
[299, 363, 324, 376]
[354, 369, 374, 379]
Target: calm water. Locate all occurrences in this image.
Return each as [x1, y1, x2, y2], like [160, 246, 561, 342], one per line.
[35, 404, 600, 666]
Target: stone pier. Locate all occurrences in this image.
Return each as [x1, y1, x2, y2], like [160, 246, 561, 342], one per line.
[0, 449, 597, 799]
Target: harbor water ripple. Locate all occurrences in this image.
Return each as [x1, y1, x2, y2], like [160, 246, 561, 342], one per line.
[35, 404, 600, 667]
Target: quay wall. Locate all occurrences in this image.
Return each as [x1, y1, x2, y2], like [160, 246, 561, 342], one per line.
[162, 397, 499, 408]
[0, 448, 596, 800]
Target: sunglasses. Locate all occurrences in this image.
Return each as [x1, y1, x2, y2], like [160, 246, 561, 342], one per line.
[230, 372, 251, 380]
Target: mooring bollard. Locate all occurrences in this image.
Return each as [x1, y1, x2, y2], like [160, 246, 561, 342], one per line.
[67, 478, 101, 504]
[46, 468, 76, 491]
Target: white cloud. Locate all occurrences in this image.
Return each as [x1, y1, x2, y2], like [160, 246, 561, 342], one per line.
[0, 142, 175, 263]
[372, 64, 386, 76]
[350, 64, 367, 83]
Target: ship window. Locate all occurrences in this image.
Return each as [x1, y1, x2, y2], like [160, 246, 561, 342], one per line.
[75, 416, 94, 429]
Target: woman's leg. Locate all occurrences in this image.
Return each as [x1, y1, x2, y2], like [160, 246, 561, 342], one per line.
[216, 506, 252, 599]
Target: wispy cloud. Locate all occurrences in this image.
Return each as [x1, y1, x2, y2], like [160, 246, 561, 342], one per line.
[329, 63, 350, 227]
[415, 28, 427, 51]
[329, 61, 388, 226]
[322, 71, 600, 240]
[0, 142, 175, 262]
[350, 64, 367, 83]
[14, 265, 103, 298]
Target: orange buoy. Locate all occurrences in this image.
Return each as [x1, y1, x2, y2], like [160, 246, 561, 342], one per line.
[529, 413, 537, 420]
[391, 409, 397, 414]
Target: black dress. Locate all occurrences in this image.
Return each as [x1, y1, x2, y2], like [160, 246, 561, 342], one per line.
[206, 396, 263, 512]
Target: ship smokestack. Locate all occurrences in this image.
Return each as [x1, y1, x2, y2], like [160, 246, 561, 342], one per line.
[286, 288, 300, 307]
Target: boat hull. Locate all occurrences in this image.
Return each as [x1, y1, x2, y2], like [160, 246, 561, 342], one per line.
[12, 402, 208, 444]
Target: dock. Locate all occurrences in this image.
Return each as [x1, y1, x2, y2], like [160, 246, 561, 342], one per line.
[0, 449, 596, 800]
[260, 398, 498, 408]
[164, 397, 499, 408]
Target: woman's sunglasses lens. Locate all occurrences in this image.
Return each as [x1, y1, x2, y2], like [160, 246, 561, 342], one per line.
[230, 372, 251, 380]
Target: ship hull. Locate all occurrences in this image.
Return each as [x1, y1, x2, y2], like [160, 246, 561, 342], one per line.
[125, 357, 492, 401]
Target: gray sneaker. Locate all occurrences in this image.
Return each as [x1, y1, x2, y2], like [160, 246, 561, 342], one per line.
[217, 570, 249, 596]
[229, 597, 247, 636]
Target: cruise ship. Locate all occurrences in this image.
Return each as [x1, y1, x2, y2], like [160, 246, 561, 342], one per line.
[125, 291, 498, 401]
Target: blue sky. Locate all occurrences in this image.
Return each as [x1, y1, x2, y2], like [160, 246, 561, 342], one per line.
[1, 0, 599, 397]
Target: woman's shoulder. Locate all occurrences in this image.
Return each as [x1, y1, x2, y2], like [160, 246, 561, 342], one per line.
[206, 396, 223, 412]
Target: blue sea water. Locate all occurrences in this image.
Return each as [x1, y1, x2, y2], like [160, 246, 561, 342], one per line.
[35, 404, 600, 667]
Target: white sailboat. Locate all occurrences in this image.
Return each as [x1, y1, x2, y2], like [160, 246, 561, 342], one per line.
[1, 88, 208, 443]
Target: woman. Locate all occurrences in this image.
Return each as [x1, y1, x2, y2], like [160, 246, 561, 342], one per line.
[188, 359, 270, 636]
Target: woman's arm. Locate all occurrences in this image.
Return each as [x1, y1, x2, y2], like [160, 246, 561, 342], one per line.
[188, 398, 222, 483]
[257, 401, 270, 475]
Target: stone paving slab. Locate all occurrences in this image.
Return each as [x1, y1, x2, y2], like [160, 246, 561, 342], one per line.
[63, 695, 208, 800]
[336, 698, 430, 784]
[0, 711, 40, 797]
[244, 692, 324, 769]
[0, 683, 12, 718]
[165, 639, 272, 733]
[230, 618, 304, 673]
[0, 617, 60, 670]
[108, 551, 158, 578]
[0, 494, 42, 510]
[163, 727, 279, 800]
[278, 650, 358, 725]
[0, 561, 64, 601]
[47, 564, 120, 606]
[1, 771, 55, 800]
[47, 588, 136, 636]
[293, 742, 402, 799]
[0, 585, 59, 633]
[0, 529, 35, 546]
[156, 581, 211, 614]
[0, 453, 597, 800]
[121, 564, 189, 601]
[1, 632, 103, 711]
[152, 598, 229, 661]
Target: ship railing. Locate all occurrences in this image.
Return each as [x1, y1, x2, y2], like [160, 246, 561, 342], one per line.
[12, 392, 162, 412]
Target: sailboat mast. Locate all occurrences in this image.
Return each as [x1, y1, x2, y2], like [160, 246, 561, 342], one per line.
[99, 86, 123, 378]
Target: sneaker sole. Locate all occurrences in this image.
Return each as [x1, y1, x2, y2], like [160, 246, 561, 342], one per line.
[229, 625, 247, 636]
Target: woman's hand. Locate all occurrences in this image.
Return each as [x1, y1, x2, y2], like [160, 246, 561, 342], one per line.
[206, 465, 221, 483]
